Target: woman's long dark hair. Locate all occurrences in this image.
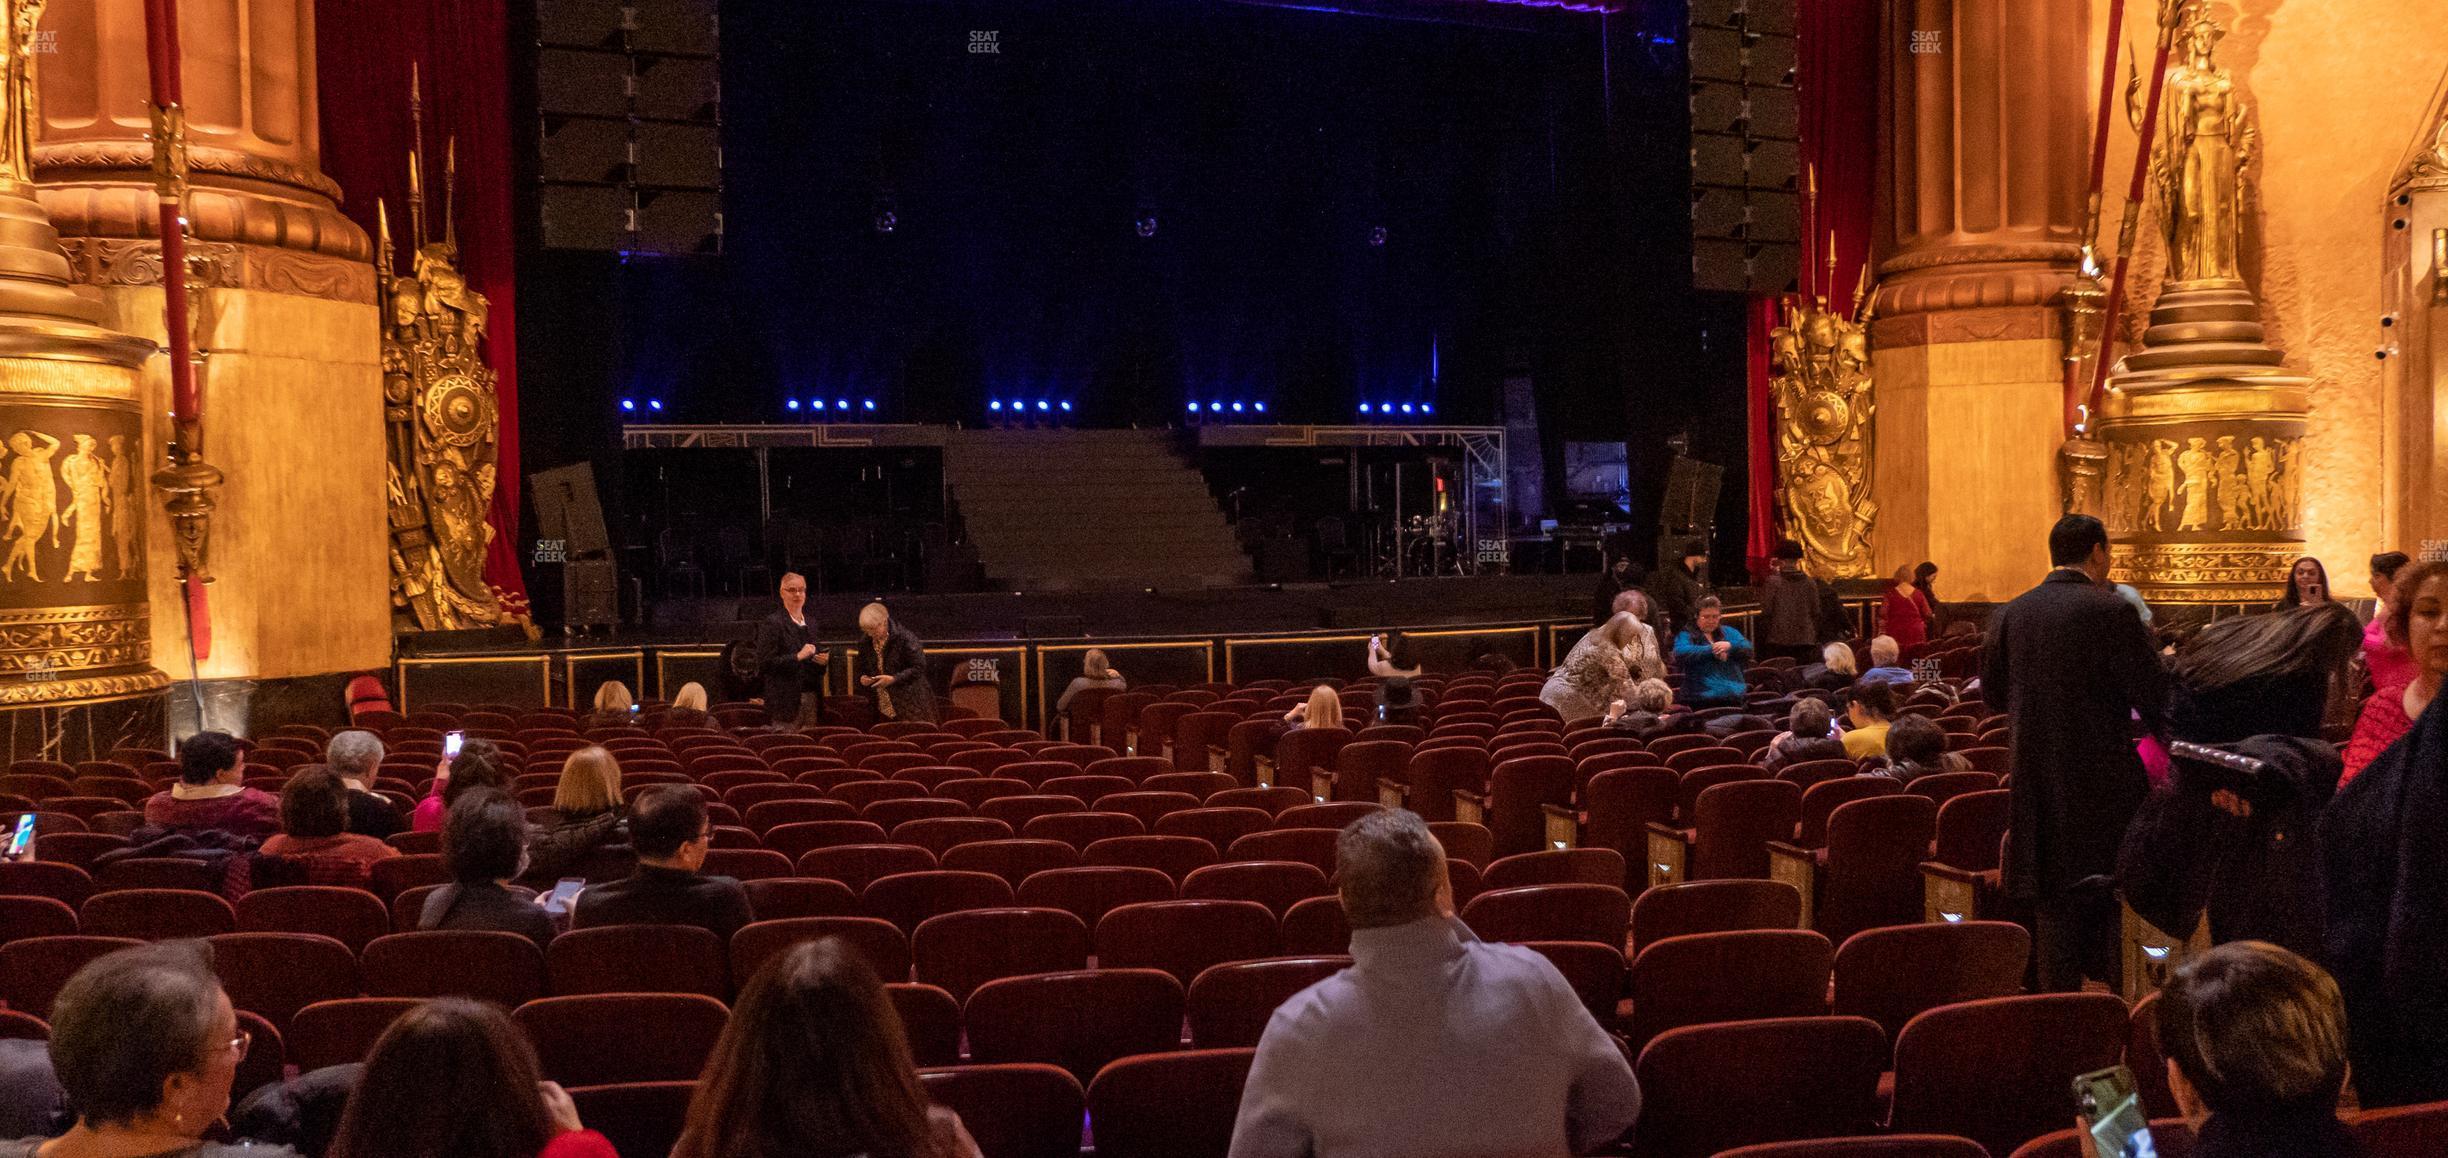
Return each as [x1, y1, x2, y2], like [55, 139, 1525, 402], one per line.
[672, 938, 948, 1158]
[440, 738, 509, 809]
[2275, 556, 2330, 609]
[327, 999, 557, 1158]
[2174, 602, 2363, 693]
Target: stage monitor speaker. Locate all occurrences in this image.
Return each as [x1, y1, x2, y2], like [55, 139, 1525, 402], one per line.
[564, 558, 618, 629]
[530, 0, 721, 254]
[530, 462, 611, 556]
[1659, 454, 1723, 540]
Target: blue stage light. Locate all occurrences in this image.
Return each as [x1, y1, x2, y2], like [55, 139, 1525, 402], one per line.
[648, 399, 663, 411]
[811, 399, 827, 410]
[1231, 402, 1244, 413]
[620, 399, 636, 412]
[1400, 403, 1414, 414]
[1254, 401, 1267, 413]
[1422, 403, 1434, 415]
[1059, 401, 1073, 412]
[1358, 403, 1371, 414]
[863, 399, 876, 411]
[1188, 401, 1201, 413]
[990, 400, 1004, 411]
[835, 400, 849, 411]
[1037, 400, 1050, 411]
[786, 399, 800, 411]
[1210, 401, 1222, 413]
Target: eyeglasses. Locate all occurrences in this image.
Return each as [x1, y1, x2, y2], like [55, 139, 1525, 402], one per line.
[223, 1029, 252, 1060]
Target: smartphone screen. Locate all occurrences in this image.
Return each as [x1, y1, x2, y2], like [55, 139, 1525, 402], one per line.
[2076, 1066, 2158, 1158]
[444, 730, 464, 758]
[544, 877, 585, 915]
[5, 813, 31, 860]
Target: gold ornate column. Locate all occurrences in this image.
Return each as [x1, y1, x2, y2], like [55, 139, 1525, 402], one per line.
[35, 0, 386, 690]
[2093, 3, 2307, 603]
[1871, 0, 2094, 600]
[0, 1, 162, 705]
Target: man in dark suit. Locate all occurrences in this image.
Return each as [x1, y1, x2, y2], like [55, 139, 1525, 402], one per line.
[1982, 514, 2167, 991]
[569, 785, 753, 944]
[1645, 539, 1710, 646]
[754, 571, 830, 727]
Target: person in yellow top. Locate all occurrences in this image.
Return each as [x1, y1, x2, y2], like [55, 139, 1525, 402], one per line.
[1841, 679, 1898, 759]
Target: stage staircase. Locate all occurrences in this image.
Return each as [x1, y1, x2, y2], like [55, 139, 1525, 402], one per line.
[942, 428, 1253, 590]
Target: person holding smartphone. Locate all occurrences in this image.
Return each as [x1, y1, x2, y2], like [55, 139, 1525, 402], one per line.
[755, 572, 831, 727]
[2075, 941, 2360, 1158]
[420, 790, 557, 952]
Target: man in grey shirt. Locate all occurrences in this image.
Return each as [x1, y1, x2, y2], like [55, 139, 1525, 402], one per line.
[1228, 810, 1642, 1158]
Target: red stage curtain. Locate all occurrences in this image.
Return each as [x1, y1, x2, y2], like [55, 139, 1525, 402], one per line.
[314, 0, 527, 604]
[1744, 296, 1780, 579]
[1748, 0, 1877, 578]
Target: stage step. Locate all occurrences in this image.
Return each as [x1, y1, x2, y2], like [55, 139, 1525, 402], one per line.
[944, 429, 1254, 590]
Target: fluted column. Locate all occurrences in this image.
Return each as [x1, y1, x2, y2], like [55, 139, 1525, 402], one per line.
[1869, 0, 2092, 601]
[33, 0, 386, 705]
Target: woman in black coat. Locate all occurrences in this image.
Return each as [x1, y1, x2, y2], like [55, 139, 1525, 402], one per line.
[854, 602, 936, 723]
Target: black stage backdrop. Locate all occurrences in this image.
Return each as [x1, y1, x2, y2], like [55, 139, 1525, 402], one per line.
[513, 0, 1749, 598]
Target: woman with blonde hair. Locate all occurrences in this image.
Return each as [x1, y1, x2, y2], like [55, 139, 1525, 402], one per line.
[665, 681, 713, 729]
[1540, 612, 1645, 723]
[1606, 589, 1667, 681]
[1801, 640, 1858, 691]
[1055, 647, 1127, 713]
[522, 745, 625, 885]
[1281, 684, 1344, 731]
[584, 681, 636, 729]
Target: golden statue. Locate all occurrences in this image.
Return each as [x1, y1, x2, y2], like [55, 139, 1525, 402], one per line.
[1770, 280, 1877, 579]
[2134, 1, 2255, 284]
[0, 0, 43, 187]
[382, 82, 525, 634]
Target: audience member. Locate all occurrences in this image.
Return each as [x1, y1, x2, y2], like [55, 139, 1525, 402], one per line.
[2275, 555, 2332, 611]
[1054, 647, 1126, 713]
[409, 738, 509, 834]
[2322, 625, 2448, 1108]
[2121, 733, 2341, 960]
[2140, 942, 2363, 1158]
[1609, 591, 1667, 681]
[1799, 641, 1857, 691]
[325, 999, 613, 1158]
[582, 681, 635, 730]
[1756, 541, 1825, 664]
[854, 602, 937, 723]
[1858, 635, 1915, 685]
[0, 1038, 61, 1140]
[1366, 632, 1422, 679]
[0, 941, 285, 1158]
[1762, 698, 1847, 773]
[142, 730, 280, 840]
[570, 785, 753, 943]
[1373, 677, 1423, 728]
[1227, 811, 1641, 1157]
[1644, 538, 1710, 645]
[231, 1064, 362, 1158]
[1982, 513, 2166, 992]
[671, 939, 983, 1158]
[1877, 714, 1966, 785]
[2341, 558, 2446, 784]
[419, 790, 556, 952]
[2168, 602, 2363, 745]
[321, 730, 403, 839]
[1670, 596, 1753, 709]
[1541, 612, 1646, 723]
[1282, 685, 1344, 732]
[260, 770, 400, 887]
[1913, 561, 1943, 632]
[520, 746, 626, 885]
[1881, 564, 1934, 652]
[1840, 679, 1897, 759]
[756, 571, 831, 727]
[1601, 678, 1675, 737]
[2363, 551, 2415, 694]
[663, 682, 714, 730]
